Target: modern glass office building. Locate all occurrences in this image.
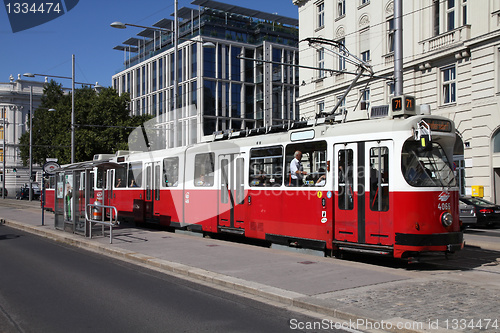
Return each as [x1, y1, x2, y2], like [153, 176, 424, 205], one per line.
[112, 0, 299, 147]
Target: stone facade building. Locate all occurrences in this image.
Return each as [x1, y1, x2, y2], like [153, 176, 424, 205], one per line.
[293, 0, 500, 201]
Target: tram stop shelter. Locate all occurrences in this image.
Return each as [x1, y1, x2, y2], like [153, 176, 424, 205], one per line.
[54, 160, 119, 242]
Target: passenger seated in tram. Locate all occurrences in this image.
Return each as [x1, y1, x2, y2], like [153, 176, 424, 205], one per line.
[315, 168, 326, 186]
[250, 170, 267, 186]
[196, 175, 206, 186]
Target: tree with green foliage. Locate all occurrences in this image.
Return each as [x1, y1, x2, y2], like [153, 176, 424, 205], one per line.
[19, 81, 152, 165]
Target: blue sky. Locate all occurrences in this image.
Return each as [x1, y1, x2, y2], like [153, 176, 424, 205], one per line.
[0, 0, 298, 88]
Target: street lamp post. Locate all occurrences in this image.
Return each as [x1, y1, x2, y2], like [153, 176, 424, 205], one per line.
[2, 106, 5, 199]
[29, 85, 32, 201]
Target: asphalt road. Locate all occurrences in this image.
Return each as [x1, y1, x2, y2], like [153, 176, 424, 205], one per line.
[0, 225, 347, 333]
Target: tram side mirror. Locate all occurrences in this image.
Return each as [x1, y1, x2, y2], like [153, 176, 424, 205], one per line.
[419, 135, 432, 151]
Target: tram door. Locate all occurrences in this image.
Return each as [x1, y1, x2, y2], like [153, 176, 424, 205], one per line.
[334, 143, 358, 243]
[364, 141, 392, 245]
[145, 162, 161, 220]
[218, 154, 245, 232]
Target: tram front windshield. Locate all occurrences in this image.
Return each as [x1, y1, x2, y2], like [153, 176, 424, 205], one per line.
[402, 140, 456, 187]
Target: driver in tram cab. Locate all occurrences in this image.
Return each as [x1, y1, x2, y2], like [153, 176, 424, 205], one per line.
[290, 150, 307, 186]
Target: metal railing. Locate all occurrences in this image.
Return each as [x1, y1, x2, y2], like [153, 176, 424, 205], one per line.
[85, 203, 118, 244]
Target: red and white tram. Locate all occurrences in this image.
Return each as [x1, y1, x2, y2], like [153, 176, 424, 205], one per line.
[50, 107, 463, 260]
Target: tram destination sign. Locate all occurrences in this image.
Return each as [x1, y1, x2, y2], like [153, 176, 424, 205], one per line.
[423, 119, 452, 132]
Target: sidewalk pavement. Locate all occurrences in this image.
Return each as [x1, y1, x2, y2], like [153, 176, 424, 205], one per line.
[1, 199, 499, 333]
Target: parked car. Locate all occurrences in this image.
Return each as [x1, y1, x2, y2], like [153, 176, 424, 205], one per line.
[459, 196, 500, 228]
[15, 183, 41, 200]
[459, 199, 477, 230]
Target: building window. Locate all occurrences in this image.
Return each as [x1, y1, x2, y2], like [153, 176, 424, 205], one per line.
[158, 58, 163, 90]
[317, 48, 325, 78]
[447, 0, 455, 31]
[359, 29, 370, 62]
[498, 47, 500, 93]
[433, 0, 440, 36]
[317, 2, 325, 29]
[387, 81, 395, 99]
[317, 101, 325, 116]
[442, 66, 456, 104]
[336, 95, 346, 114]
[360, 88, 370, 110]
[433, 0, 466, 36]
[191, 44, 198, 79]
[387, 18, 395, 53]
[337, 0, 345, 17]
[493, 130, 500, 153]
[338, 38, 346, 71]
[361, 50, 370, 62]
[462, 0, 467, 25]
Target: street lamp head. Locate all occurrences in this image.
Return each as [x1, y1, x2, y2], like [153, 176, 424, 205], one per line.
[202, 41, 216, 49]
[48, 109, 56, 112]
[23, 73, 35, 78]
[110, 21, 127, 29]
[93, 83, 103, 93]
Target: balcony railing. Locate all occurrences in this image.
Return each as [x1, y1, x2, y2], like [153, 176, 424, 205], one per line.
[419, 25, 471, 54]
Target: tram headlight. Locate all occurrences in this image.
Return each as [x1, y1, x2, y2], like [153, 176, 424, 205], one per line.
[441, 212, 453, 227]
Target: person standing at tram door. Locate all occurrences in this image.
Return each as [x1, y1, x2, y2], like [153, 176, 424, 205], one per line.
[290, 150, 307, 186]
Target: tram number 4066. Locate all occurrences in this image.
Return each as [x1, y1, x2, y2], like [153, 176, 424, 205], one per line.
[438, 202, 451, 210]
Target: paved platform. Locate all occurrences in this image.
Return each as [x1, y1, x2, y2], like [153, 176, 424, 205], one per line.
[1, 199, 499, 333]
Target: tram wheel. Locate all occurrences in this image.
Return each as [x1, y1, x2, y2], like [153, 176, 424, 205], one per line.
[333, 250, 344, 259]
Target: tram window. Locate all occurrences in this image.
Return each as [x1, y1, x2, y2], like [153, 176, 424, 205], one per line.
[115, 164, 127, 188]
[194, 153, 214, 187]
[96, 169, 105, 189]
[338, 149, 354, 210]
[249, 146, 283, 187]
[90, 171, 95, 199]
[235, 158, 245, 204]
[370, 147, 389, 212]
[221, 159, 229, 204]
[162, 157, 179, 187]
[128, 162, 143, 187]
[285, 141, 327, 187]
[401, 140, 456, 187]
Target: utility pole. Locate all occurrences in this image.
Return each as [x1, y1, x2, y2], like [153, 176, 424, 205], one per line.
[394, 0, 403, 96]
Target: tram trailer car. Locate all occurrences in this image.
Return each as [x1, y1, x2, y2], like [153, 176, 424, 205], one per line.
[69, 113, 464, 260]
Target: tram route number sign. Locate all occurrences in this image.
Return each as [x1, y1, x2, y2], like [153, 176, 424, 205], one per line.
[391, 95, 415, 112]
